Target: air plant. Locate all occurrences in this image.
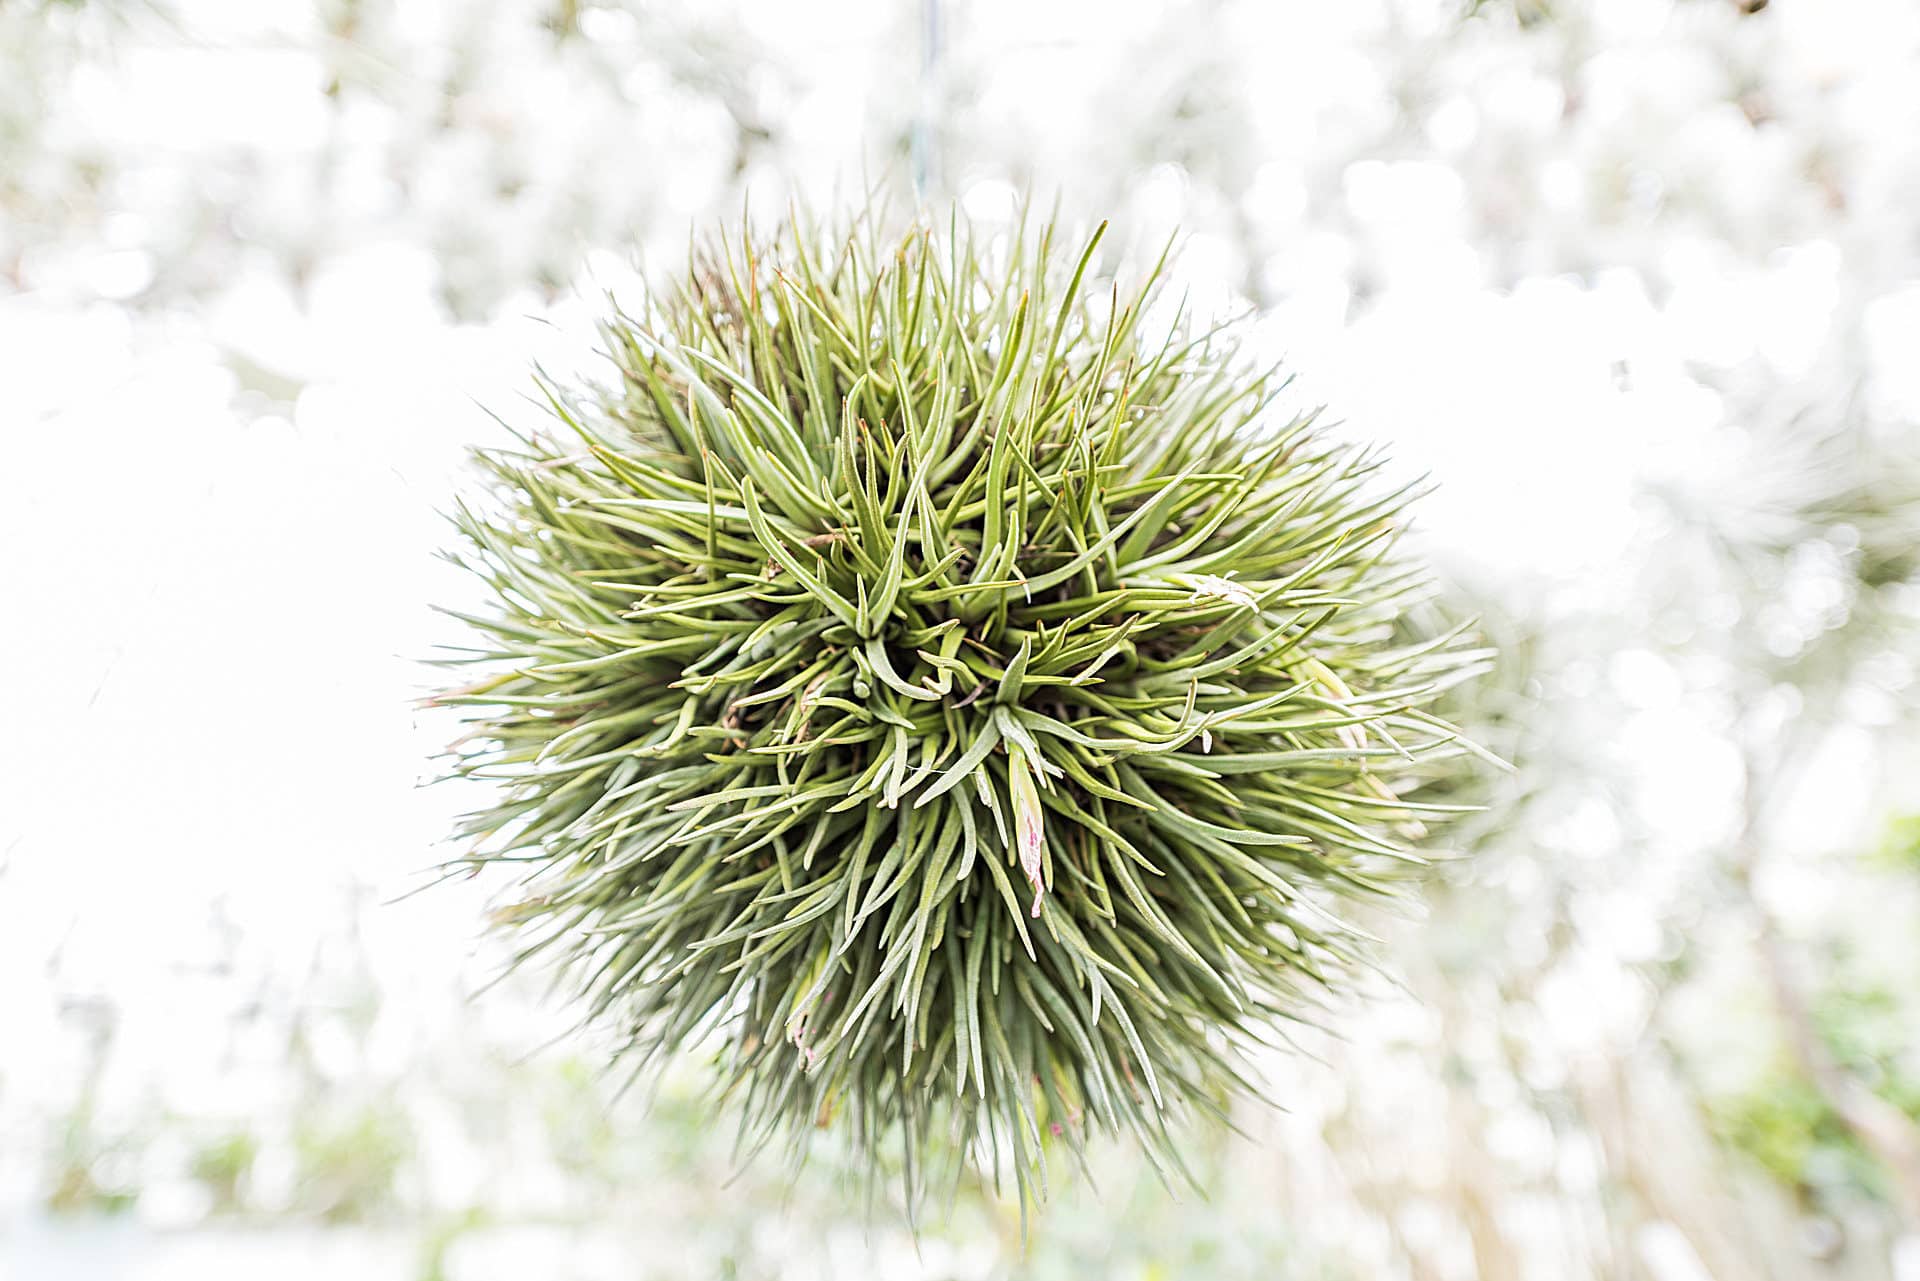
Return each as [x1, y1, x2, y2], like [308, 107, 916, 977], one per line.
[435, 206, 1489, 1217]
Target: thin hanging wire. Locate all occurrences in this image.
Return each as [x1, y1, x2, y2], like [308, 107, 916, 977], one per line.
[910, 0, 943, 203]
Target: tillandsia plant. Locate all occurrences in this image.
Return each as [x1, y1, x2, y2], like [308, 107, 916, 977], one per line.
[435, 206, 1489, 1216]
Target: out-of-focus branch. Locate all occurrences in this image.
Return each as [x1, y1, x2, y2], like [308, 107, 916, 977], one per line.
[1748, 891, 1920, 1223]
[1578, 1054, 1775, 1281]
[1732, 752, 1920, 1225]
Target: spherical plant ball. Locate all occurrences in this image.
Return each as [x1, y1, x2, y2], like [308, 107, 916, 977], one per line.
[436, 208, 1489, 1212]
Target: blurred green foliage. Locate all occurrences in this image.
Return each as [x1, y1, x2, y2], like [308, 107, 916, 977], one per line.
[188, 1130, 260, 1214]
[293, 1103, 413, 1223]
[44, 1101, 141, 1217]
[1873, 814, 1920, 873]
[1710, 984, 1920, 1203]
[1713, 1074, 1883, 1200]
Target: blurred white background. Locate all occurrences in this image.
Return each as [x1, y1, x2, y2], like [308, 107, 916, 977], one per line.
[4, 1, 1920, 1278]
